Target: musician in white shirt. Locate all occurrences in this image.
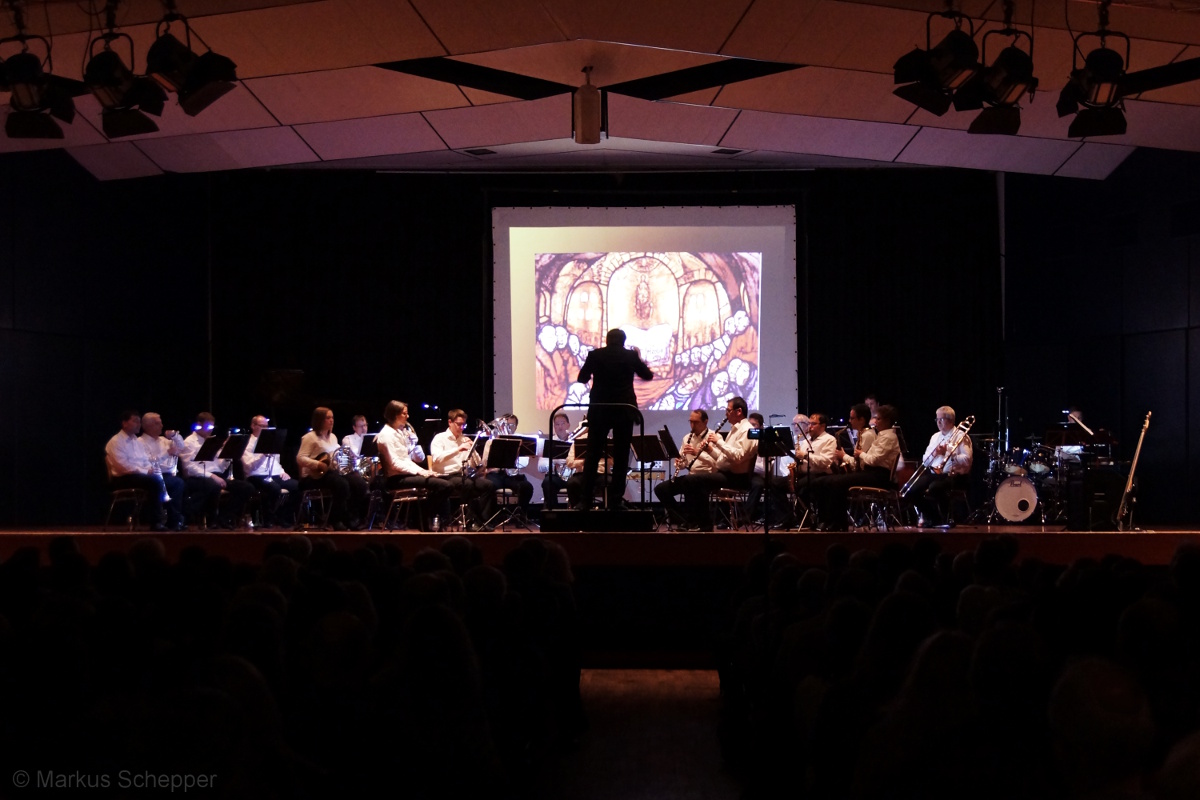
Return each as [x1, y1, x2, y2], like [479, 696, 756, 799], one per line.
[242, 415, 300, 528]
[539, 412, 574, 511]
[429, 408, 497, 527]
[906, 406, 973, 526]
[746, 413, 794, 528]
[106, 409, 184, 531]
[178, 412, 255, 529]
[815, 404, 902, 530]
[484, 412, 534, 519]
[342, 415, 368, 455]
[654, 409, 718, 530]
[378, 400, 453, 529]
[297, 406, 367, 530]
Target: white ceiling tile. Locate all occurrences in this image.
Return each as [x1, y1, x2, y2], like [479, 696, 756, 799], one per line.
[896, 126, 1080, 174]
[606, 95, 740, 146]
[294, 113, 447, 160]
[424, 94, 572, 149]
[1054, 142, 1135, 179]
[245, 68, 471, 125]
[721, 110, 917, 161]
[136, 126, 318, 172]
[66, 142, 164, 181]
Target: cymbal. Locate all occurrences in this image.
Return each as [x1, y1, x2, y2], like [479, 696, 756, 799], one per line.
[1024, 433, 1042, 442]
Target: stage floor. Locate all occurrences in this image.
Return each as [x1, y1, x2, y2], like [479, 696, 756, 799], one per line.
[0, 523, 1196, 567]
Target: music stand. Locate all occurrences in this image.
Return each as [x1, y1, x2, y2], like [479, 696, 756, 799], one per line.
[755, 426, 795, 536]
[218, 434, 251, 462]
[543, 439, 572, 461]
[631, 434, 669, 507]
[254, 428, 287, 483]
[360, 434, 379, 458]
[658, 426, 681, 461]
[499, 434, 540, 459]
[484, 437, 527, 530]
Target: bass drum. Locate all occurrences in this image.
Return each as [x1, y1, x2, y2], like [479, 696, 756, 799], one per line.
[995, 476, 1038, 523]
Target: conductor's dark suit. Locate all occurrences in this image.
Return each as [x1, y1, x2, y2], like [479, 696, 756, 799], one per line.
[577, 344, 654, 508]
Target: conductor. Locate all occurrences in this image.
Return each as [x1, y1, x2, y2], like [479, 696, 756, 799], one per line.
[576, 328, 655, 510]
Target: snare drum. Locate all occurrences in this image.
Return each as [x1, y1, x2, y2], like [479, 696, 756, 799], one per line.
[1025, 447, 1054, 478]
[995, 476, 1038, 523]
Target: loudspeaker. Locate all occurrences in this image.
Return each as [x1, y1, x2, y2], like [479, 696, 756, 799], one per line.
[539, 509, 655, 532]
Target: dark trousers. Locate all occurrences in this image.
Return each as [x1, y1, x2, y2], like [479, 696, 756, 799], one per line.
[747, 473, 792, 526]
[542, 473, 569, 509]
[567, 472, 610, 507]
[655, 470, 749, 529]
[112, 473, 185, 528]
[812, 466, 892, 529]
[486, 471, 533, 512]
[300, 471, 368, 526]
[248, 475, 300, 527]
[906, 471, 967, 524]
[386, 474, 454, 530]
[580, 407, 634, 509]
[442, 474, 497, 522]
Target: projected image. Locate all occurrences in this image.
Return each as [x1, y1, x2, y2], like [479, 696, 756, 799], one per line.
[534, 251, 761, 411]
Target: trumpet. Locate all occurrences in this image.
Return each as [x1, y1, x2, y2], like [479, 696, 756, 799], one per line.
[900, 415, 975, 498]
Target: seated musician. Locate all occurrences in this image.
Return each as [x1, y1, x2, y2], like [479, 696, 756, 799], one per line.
[429, 408, 497, 528]
[106, 409, 185, 531]
[906, 405, 973, 526]
[540, 412, 574, 511]
[242, 414, 300, 529]
[814, 404, 901, 531]
[342, 415, 369, 456]
[484, 412, 534, 520]
[654, 409, 718, 530]
[377, 400, 452, 529]
[564, 424, 617, 508]
[179, 412, 255, 529]
[791, 412, 838, 503]
[296, 406, 367, 531]
[137, 412, 188, 530]
[746, 413, 793, 528]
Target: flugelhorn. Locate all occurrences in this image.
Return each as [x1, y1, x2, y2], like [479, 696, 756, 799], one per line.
[900, 415, 975, 498]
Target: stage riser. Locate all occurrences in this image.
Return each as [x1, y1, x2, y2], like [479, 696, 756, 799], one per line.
[540, 510, 656, 532]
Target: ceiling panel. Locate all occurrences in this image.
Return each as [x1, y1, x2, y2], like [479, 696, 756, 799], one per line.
[68, 86, 280, 144]
[294, 112, 448, 160]
[455, 40, 723, 91]
[606, 94, 740, 146]
[721, 109, 918, 161]
[190, 0, 444, 78]
[717, 67, 916, 123]
[245, 68, 471, 125]
[0, 105, 105, 151]
[896, 126, 1080, 174]
[409, 0, 568, 54]
[720, 0, 822, 61]
[424, 94, 572, 149]
[135, 126, 318, 172]
[784, 1, 929, 72]
[540, 0, 752, 54]
[66, 142, 165, 181]
[1096, 98, 1200, 150]
[1053, 141, 1136, 179]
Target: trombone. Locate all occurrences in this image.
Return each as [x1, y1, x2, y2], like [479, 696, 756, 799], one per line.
[900, 415, 975, 498]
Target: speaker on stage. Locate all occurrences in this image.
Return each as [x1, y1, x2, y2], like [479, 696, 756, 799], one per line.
[540, 509, 655, 532]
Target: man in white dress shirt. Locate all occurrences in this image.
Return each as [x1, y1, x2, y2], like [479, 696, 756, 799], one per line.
[429, 408, 498, 528]
[815, 404, 902, 530]
[905, 405, 973, 526]
[179, 412, 255, 529]
[342, 415, 368, 456]
[654, 409, 717, 530]
[106, 409, 185, 530]
[242, 414, 300, 528]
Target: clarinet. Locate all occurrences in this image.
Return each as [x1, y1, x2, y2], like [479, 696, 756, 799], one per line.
[685, 417, 729, 471]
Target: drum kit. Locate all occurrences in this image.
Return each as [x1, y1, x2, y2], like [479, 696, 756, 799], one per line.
[977, 428, 1117, 524]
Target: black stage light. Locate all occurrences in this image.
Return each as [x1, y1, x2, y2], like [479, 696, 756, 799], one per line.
[893, 7, 980, 117]
[959, 9, 1037, 136]
[85, 46, 168, 138]
[0, 3, 89, 140]
[1057, 1, 1129, 137]
[145, 18, 238, 117]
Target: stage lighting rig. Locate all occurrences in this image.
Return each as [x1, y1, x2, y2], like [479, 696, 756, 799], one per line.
[892, 1, 981, 116]
[145, 0, 238, 116]
[0, 1, 88, 139]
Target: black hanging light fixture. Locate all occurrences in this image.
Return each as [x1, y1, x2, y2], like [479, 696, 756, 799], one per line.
[145, 0, 238, 116]
[0, 0, 89, 138]
[1056, 0, 1129, 137]
[953, 0, 1037, 135]
[892, 0, 981, 116]
[85, 0, 168, 138]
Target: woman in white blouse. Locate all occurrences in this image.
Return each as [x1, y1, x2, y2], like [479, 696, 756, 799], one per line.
[296, 406, 367, 530]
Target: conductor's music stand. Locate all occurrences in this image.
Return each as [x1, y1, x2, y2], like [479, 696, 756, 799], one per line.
[254, 428, 288, 483]
[756, 426, 795, 535]
[631, 433, 668, 509]
[483, 437, 530, 531]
